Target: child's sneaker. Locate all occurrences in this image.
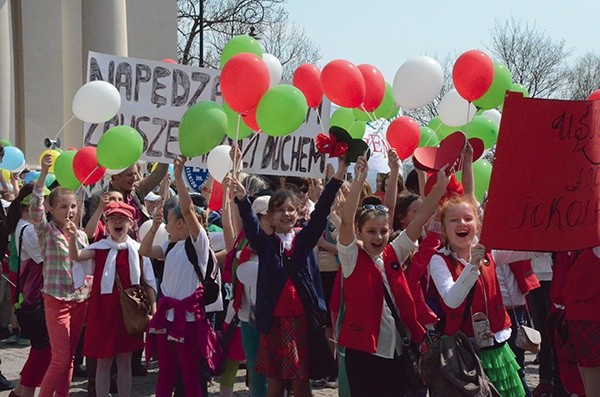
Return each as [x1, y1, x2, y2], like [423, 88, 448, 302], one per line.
[4, 332, 18, 345]
[324, 377, 338, 389]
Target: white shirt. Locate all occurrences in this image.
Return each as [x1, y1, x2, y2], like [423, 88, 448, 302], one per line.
[429, 249, 540, 343]
[160, 229, 209, 322]
[337, 231, 419, 359]
[15, 219, 43, 263]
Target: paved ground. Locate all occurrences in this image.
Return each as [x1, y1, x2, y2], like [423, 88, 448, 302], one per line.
[0, 342, 540, 396]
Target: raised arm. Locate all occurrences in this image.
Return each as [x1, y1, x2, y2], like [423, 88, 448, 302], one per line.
[383, 149, 400, 223]
[338, 156, 368, 247]
[29, 154, 52, 229]
[174, 156, 202, 242]
[137, 162, 169, 198]
[404, 166, 451, 242]
[84, 192, 109, 240]
[139, 201, 166, 260]
[461, 142, 475, 198]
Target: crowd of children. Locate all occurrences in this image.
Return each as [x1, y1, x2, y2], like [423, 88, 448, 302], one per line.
[0, 145, 598, 397]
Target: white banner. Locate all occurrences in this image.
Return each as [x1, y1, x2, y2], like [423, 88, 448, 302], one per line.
[84, 52, 330, 177]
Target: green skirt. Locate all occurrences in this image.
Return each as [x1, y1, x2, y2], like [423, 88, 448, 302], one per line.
[477, 343, 525, 397]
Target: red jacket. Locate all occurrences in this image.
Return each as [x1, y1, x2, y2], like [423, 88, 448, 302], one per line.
[565, 248, 600, 322]
[436, 253, 511, 337]
[338, 245, 425, 354]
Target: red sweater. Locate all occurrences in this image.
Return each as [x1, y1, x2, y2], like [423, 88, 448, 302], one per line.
[437, 253, 511, 337]
[338, 245, 425, 354]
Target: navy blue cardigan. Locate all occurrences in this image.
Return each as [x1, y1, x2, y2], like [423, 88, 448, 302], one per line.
[236, 178, 343, 334]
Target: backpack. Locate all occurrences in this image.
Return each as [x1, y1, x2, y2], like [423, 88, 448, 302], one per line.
[165, 237, 221, 306]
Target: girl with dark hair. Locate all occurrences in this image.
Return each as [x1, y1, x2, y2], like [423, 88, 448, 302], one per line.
[226, 159, 347, 397]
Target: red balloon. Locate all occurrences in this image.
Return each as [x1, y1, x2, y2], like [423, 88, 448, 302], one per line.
[357, 64, 385, 112]
[221, 53, 270, 113]
[162, 58, 177, 64]
[321, 60, 365, 108]
[386, 116, 421, 160]
[73, 146, 106, 185]
[452, 50, 494, 102]
[293, 64, 323, 108]
[242, 106, 260, 131]
[208, 181, 223, 211]
[587, 89, 600, 101]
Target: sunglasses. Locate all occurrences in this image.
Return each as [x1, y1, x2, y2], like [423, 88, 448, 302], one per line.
[362, 204, 388, 214]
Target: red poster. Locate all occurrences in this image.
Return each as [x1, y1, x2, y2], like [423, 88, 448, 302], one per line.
[480, 92, 600, 251]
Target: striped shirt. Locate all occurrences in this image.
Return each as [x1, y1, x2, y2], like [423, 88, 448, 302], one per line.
[29, 185, 89, 301]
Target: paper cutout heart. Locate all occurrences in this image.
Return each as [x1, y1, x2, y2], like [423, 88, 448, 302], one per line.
[469, 138, 485, 163]
[413, 131, 467, 172]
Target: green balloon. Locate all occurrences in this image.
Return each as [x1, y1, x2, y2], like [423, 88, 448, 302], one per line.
[419, 126, 439, 147]
[220, 35, 263, 68]
[373, 83, 400, 120]
[464, 115, 498, 149]
[54, 150, 81, 190]
[223, 102, 253, 140]
[331, 108, 366, 139]
[509, 83, 529, 98]
[428, 116, 461, 140]
[179, 101, 227, 157]
[256, 85, 308, 137]
[472, 159, 492, 203]
[473, 62, 513, 110]
[0, 139, 11, 147]
[97, 126, 144, 169]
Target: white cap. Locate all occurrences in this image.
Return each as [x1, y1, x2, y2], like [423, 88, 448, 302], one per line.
[251, 195, 271, 215]
[144, 191, 161, 202]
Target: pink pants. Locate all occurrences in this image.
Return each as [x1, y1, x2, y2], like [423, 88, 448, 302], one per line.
[39, 295, 88, 397]
[21, 345, 52, 387]
[155, 322, 202, 397]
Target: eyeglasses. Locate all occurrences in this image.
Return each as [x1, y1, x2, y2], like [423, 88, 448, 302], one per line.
[362, 204, 388, 214]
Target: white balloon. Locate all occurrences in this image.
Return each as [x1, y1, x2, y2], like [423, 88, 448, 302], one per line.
[393, 56, 444, 110]
[236, 260, 258, 285]
[481, 109, 501, 128]
[262, 53, 283, 88]
[72, 81, 121, 123]
[438, 89, 477, 127]
[207, 145, 233, 183]
[139, 220, 169, 245]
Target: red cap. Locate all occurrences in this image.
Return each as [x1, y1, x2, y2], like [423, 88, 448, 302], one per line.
[104, 201, 136, 219]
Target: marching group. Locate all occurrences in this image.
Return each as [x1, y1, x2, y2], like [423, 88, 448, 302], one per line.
[0, 142, 598, 397]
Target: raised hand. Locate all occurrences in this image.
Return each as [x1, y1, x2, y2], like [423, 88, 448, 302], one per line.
[387, 148, 400, 173]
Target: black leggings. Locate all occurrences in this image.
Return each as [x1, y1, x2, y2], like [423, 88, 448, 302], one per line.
[345, 347, 407, 397]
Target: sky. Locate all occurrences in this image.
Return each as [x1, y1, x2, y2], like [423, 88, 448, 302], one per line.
[285, 0, 600, 82]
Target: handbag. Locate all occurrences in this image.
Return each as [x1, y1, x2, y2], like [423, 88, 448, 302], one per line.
[515, 324, 541, 353]
[14, 224, 50, 349]
[382, 285, 425, 391]
[115, 259, 152, 335]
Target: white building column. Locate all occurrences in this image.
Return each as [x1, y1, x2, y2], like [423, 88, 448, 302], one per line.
[0, 1, 13, 142]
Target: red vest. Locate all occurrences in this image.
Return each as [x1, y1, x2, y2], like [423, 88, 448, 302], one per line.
[437, 253, 511, 337]
[338, 245, 425, 354]
[565, 248, 600, 322]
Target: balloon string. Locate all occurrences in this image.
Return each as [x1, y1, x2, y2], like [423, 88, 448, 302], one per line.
[233, 115, 241, 180]
[315, 106, 324, 129]
[54, 115, 76, 142]
[75, 166, 100, 195]
[360, 105, 377, 123]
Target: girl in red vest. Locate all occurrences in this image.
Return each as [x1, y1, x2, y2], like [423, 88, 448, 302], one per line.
[336, 155, 450, 397]
[429, 195, 525, 397]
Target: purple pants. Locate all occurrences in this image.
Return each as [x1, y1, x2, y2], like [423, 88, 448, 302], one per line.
[155, 321, 202, 397]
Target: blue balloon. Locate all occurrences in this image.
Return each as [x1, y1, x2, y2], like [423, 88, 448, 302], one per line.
[0, 146, 25, 171]
[24, 171, 41, 184]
